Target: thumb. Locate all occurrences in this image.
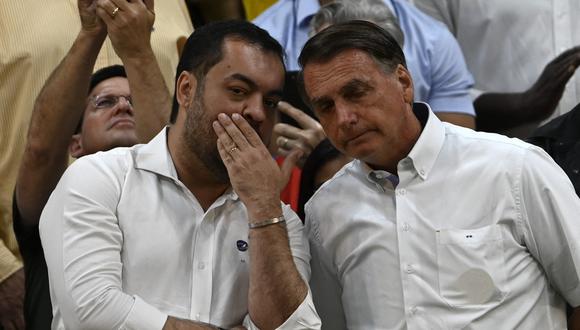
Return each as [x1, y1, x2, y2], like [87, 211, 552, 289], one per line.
[279, 149, 304, 188]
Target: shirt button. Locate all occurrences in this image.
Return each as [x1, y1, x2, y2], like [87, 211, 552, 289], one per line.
[195, 313, 200, 320]
[419, 169, 425, 176]
[406, 264, 414, 274]
[402, 223, 410, 232]
[397, 189, 406, 196]
[198, 262, 206, 270]
[409, 306, 418, 315]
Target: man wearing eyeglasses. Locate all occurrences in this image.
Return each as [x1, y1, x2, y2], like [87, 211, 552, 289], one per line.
[12, 0, 170, 328]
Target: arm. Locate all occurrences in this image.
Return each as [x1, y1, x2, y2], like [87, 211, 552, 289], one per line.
[519, 147, 580, 314]
[475, 46, 580, 132]
[213, 113, 320, 329]
[15, 0, 107, 227]
[97, 0, 171, 142]
[0, 267, 24, 329]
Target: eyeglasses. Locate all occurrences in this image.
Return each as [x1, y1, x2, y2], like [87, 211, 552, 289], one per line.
[90, 94, 133, 109]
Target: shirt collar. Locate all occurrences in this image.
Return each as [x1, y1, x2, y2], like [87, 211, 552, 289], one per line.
[296, 0, 322, 28]
[405, 102, 446, 180]
[134, 127, 177, 180]
[133, 127, 239, 202]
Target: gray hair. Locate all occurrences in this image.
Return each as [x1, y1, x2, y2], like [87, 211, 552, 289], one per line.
[310, 0, 405, 47]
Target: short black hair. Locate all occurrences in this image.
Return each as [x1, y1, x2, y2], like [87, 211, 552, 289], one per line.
[297, 20, 406, 107]
[75, 65, 127, 134]
[170, 20, 285, 123]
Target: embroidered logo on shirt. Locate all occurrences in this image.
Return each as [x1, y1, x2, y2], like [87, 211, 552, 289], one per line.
[236, 240, 248, 252]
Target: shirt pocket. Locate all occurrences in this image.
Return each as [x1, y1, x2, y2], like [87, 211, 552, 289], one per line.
[435, 224, 508, 307]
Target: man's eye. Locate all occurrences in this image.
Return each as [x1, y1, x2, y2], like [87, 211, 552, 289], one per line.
[96, 98, 116, 108]
[229, 87, 247, 96]
[264, 99, 279, 110]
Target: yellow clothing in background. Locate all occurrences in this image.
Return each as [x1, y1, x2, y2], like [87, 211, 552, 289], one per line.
[242, 0, 277, 20]
[0, 0, 193, 283]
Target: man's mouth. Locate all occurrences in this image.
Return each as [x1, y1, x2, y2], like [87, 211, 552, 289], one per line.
[109, 118, 136, 129]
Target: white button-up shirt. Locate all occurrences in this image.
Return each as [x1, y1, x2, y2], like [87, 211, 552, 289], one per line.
[305, 103, 580, 329]
[40, 128, 320, 330]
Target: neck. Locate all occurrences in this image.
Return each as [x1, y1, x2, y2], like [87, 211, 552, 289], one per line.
[167, 125, 229, 211]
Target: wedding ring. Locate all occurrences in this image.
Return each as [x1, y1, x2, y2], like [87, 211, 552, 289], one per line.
[112, 7, 120, 18]
[282, 138, 289, 149]
[229, 147, 238, 153]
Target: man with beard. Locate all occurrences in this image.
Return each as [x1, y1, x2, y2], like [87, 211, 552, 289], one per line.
[40, 20, 320, 329]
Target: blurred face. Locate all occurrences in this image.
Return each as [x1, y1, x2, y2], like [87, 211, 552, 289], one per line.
[303, 49, 419, 170]
[179, 38, 285, 181]
[72, 77, 138, 157]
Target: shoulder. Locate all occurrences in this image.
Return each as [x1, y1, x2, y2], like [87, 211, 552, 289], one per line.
[253, 0, 293, 25]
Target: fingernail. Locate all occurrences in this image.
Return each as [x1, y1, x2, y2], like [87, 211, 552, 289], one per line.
[218, 113, 228, 121]
[232, 113, 241, 120]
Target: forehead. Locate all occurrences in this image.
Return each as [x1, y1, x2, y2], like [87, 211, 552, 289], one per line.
[206, 38, 285, 89]
[303, 49, 383, 97]
[89, 76, 130, 97]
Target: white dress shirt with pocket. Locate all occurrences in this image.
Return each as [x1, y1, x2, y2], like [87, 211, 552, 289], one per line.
[306, 103, 580, 329]
[40, 128, 320, 330]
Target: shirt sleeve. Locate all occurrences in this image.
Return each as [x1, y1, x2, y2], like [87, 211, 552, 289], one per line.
[518, 146, 580, 307]
[0, 241, 22, 283]
[39, 155, 168, 329]
[243, 205, 321, 329]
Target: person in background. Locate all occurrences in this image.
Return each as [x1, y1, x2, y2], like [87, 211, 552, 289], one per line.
[13, 0, 172, 327]
[0, 2, 192, 326]
[255, 0, 476, 129]
[300, 20, 580, 329]
[527, 103, 580, 197]
[411, 0, 580, 135]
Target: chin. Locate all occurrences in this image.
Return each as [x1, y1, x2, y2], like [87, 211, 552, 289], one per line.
[111, 134, 140, 149]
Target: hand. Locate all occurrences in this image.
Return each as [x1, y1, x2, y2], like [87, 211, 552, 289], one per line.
[213, 113, 303, 221]
[522, 46, 580, 121]
[96, 0, 155, 59]
[78, 0, 106, 38]
[0, 269, 25, 330]
[273, 101, 326, 168]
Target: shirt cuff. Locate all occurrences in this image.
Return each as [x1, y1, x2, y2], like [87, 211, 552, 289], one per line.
[121, 295, 168, 330]
[244, 290, 321, 330]
[0, 242, 23, 282]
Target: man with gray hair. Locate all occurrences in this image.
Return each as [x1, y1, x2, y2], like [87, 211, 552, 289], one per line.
[300, 20, 580, 329]
[309, 0, 404, 47]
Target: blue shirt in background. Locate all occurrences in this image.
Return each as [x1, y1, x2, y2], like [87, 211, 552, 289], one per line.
[254, 0, 476, 116]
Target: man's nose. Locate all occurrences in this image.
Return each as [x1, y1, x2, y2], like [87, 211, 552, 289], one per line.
[242, 95, 267, 125]
[114, 96, 134, 116]
[335, 101, 358, 128]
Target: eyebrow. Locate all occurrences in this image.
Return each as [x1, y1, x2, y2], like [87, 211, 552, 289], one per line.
[339, 79, 373, 96]
[225, 73, 284, 98]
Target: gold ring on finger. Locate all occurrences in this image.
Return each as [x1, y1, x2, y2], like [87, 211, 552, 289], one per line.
[229, 147, 238, 153]
[112, 7, 120, 18]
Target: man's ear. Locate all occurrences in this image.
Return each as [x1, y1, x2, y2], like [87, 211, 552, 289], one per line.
[69, 134, 84, 158]
[396, 64, 414, 104]
[176, 71, 197, 110]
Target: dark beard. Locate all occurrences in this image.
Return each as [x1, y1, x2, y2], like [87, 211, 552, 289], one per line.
[183, 81, 230, 183]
